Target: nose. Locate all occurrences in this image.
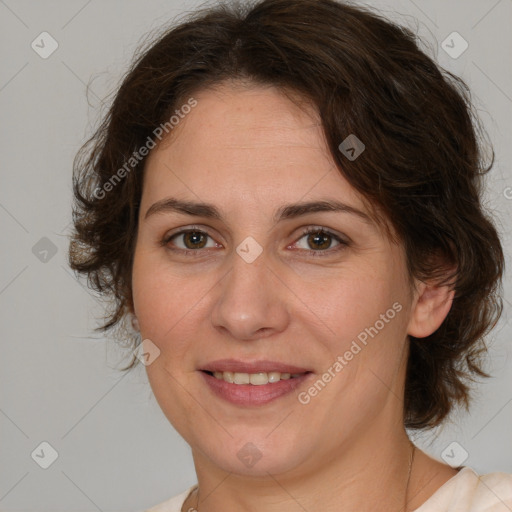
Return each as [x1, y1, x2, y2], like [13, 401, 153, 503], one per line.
[210, 246, 290, 341]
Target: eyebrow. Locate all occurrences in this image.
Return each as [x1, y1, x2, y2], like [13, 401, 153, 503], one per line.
[144, 197, 373, 226]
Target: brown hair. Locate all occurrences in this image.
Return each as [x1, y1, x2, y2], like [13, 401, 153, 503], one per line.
[68, 0, 505, 430]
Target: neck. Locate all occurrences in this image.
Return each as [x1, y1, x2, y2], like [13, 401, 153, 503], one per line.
[187, 426, 416, 512]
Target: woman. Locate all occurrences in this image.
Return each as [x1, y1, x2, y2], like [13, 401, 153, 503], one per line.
[68, 0, 512, 510]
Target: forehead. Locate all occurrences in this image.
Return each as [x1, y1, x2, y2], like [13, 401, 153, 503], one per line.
[155, 83, 328, 165]
[147, 84, 344, 191]
[142, 83, 391, 235]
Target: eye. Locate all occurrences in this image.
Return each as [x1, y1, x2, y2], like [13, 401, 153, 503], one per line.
[292, 227, 348, 257]
[161, 225, 349, 258]
[162, 227, 218, 255]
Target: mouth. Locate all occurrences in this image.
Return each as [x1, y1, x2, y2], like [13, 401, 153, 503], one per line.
[201, 369, 311, 385]
[198, 359, 314, 406]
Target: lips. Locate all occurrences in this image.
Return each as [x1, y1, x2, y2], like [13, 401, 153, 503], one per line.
[198, 359, 314, 406]
[199, 370, 313, 406]
[200, 359, 312, 374]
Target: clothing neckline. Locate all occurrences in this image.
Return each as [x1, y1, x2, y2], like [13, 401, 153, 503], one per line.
[180, 466, 474, 511]
[410, 466, 475, 511]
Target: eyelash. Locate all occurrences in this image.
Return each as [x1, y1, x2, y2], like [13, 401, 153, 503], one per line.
[161, 225, 349, 258]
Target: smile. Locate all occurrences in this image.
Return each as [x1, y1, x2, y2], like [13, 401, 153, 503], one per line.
[206, 370, 305, 384]
[199, 369, 313, 406]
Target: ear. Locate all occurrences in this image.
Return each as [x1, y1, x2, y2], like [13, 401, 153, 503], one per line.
[407, 277, 455, 338]
[131, 314, 140, 332]
[126, 300, 139, 331]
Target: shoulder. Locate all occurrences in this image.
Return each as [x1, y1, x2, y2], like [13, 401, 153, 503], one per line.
[473, 470, 512, 510]
[144, 484, 198, 512]
[414, 467, 512, 512]
[142, 472, 512, 512]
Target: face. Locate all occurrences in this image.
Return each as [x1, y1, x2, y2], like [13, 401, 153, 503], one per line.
[132, 82, 418, 478]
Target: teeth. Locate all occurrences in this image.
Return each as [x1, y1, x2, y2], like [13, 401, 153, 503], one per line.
[234, 372, 250, 384]
[211, 371, 299, 384]
[250, 372, 268, 385]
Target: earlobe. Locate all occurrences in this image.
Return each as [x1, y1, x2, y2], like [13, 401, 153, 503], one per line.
[407, 278, 455, 338]
[131, 314, 140, 332]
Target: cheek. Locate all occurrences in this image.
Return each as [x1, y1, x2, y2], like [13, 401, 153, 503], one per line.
[132, 246, 195, 337]
[304, 257, 411, 388]
[131, 252, 204, 438]
[131, 250, 183, 368]
[300, 274, 409, 432]
[131, 247, 221, 377]
[302, 267, 404, 340]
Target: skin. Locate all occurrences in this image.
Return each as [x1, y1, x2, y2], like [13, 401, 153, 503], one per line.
[131, 81, 459, 512]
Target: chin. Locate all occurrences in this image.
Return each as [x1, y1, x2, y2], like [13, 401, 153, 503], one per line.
[199, 431, 309, 477]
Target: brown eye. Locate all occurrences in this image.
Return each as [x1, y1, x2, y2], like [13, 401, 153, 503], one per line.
[293, 227, 348, 257]
[163, 229, 217, 253]
[181, 231, 208, 249]
[306, 231, 332, 250]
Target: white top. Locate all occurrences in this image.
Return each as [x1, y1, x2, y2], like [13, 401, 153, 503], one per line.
[144, 467, 512, 512]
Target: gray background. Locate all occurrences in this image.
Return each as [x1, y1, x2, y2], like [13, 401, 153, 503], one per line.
[0, 0, 511, 511]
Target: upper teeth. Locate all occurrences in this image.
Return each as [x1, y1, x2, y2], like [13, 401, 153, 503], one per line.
[212, 371, 303, 385]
